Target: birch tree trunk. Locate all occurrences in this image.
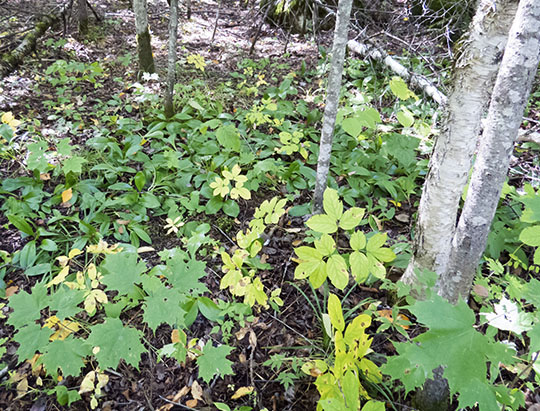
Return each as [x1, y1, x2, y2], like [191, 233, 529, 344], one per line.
[133, 0, 155, 77]
[440, 0, 540, 303]
[164, 0, 178, 118]
[401, 0, 518, 287]
[312, 0, 353, 214]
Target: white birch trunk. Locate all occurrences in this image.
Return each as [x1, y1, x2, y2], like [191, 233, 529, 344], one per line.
[401, 0, 518, 287]
[312, 0, 354, 213]
[440, 0, 540, 303]
[164, 0, 178, 118]
[133, 0, 155, 76]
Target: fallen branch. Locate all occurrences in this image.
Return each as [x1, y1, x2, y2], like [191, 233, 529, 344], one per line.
[0, 13, 59, 78]
[347, 39, 448, 106]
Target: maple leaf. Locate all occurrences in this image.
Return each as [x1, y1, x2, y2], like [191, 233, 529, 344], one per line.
[41, 336, 91, 377]
[7, 283, 49, 328]
[87, 318, 145, 369]
[48, 287, 85, 320]
[166, 255, 208, 295]
[100, 252, 147, 295]
[143, 284, 186, 332]
[196, 341, 234, 383]
[13, 323, 53, 362]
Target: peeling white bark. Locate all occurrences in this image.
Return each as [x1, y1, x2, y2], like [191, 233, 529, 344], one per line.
[401, 0, 518, 287]
[312, 0, 354, 213]
[441, 0, 540, 303]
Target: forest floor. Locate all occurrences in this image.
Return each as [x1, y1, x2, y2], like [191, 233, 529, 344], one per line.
[1, 0, 540, 410]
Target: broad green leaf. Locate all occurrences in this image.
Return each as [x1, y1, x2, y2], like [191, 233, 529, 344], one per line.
[323, 188, 343, 221]
[143, 285, 186, 332]
[196, 341, 234, 383]
[339, 207, 364, 230]
[40, 239, 58, 252]
[101, 253, 147, 295]
[389, 76, 417, 100]
[369, 247, 396, 263]
[41, 337, 90, 377]
[328, 293, 345, 332]
[62, 156, 87, 175]
[205, 196, 223, 214]
[13, 323, 53, 362]
[87, 318, 145, 369]
[361, 400, 385, 411]
[519, 226, 540, 246]
[397, 109, 415, 128]
[295, 246, 323, 261]
[223, 199, 240, 217]
[7, 283, 49, 328]
[166, 255, 208, 295]
[7, 214, 34, 236]
[19, 240, 37, 268]
[342, 370, 360, 410]
[366, 233, 388, 253]
[295, 260, 324, 279]
[309, 262, 328, 288]
[134, 171, 146, 191]
[350, 231, 366, 251]
[350, 251, 369, 283]
[327, 254, 348, 290]
[198, 297, 222, 322]
[216, 125, 241, 152]
[520, 196, 540, 223]
[528, 322, 540, 352]
[314, 234, 336, 257]
[49, 287, 85, 320]
[306, 214, 338, 234]
[342, 108, 380, 137]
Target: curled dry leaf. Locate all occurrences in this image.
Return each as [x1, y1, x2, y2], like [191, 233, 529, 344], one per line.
[231, 386, 254, 400]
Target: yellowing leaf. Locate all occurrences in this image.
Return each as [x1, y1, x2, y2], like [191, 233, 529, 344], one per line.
[79, 371, 96, 394]
[61, 188, 73, 203]
[46, 266, 70, 288]
[231, 386, 254, 400]
[1, 111, 21, 131]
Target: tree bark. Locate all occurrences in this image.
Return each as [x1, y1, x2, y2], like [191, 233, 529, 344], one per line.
[133, 0, 155, 77]
[164, 0, 178, 119]
[440, 0, 540, 303]
[77, 0, 89, 35]
[312, 0, 354, 214]
[401, 0, 518, 287]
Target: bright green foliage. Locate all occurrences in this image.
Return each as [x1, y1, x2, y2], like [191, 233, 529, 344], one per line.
[41, 337, 91, 377]
[389, 76, 417, 101]
[383, 295, 519, 410]
[196, 340, 235, 383]
[307, 293, 383, 410]
[87, 318, 145, 369]
[7, 283, 49, 328]
[295, 189, 395, 288]
[100, 252, 147, 294]
[13, 323, 52, 362]
[143, 285, 186, 332]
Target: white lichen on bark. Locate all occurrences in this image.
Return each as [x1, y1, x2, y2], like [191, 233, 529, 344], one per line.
[312, 0, 354, 213]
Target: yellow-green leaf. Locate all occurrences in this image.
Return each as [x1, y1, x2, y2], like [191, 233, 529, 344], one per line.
[350, 231, 366, 251]
[306, 214, 338, 234]
[339, 207, 365, 230]
[327, 254, 348, 290]
[323, 188, 343, 221]
[350, 251, 369, 283]
[328, 293, 345, 332]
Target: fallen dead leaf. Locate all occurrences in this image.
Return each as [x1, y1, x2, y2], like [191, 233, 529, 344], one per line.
[231, 386, 254, 400]
[61, 188, 72, 203]
[191, 380, 204, 401]
[185, 399, 198, 408]
[5, 285, 18, 297]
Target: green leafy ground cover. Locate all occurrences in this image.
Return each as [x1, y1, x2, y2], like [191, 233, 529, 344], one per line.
[1, 3, 540, 410]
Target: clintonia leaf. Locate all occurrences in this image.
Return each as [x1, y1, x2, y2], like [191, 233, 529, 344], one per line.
[196, 341, 234, 383]
[383, 295, 516, 410]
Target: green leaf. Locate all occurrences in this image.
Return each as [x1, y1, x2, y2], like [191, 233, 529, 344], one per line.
[519, 226, 540, 246]
[49, 287, 85, 319]
[369, 247, 396, 263]
[397, 109, 415, 128]
[306, 214, 338, 234]
[341, 108, 381, 137]
[339, 207, 364, 230]
[350, 251, 369, 283]
[87, 318, 145, 369]
[101, 253, 147, 295]
[62, 156, 87, 175]
[19, 240, 37, 268]
[166, 255, 208, 295]
[134, 171, 146, 191]
[327, 254, 349, 290]
[314, 234, 336, 257]
[40, 239, 58, 252]
[198, 297, 222, 321]
[7, 283, 49, 328]
[342, 370, 360, 410]
[350, 231, 366, 251]
[216, 124, 241, 152]
[383, 295, 515, 410]
[295, 246, 323, 261]
[309, 263, 328, 288]
[196, 340, 234, 383]
[366, 233, 388, 253]
[205, 196, 223, 214]
[528, 322, 540, 352]
[50, 385, 81, 406]
[389, 76, 417, 100]
[13, 323, 53, 362]
[361, 400, 385, 411]
[223, 199, 240, 217]
[322, 188, 343, 221]
[7, 214, 34, 236]
[328, 293, 345, 332]
[143, 285, 186, 332]
[42, 337, 90, 377]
